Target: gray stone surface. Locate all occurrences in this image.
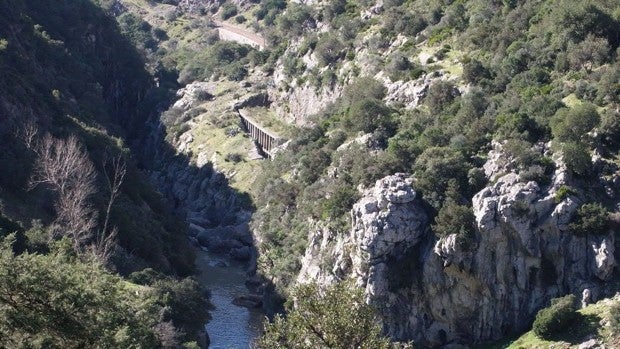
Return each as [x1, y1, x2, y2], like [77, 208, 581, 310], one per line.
[296, 150, 617, 346]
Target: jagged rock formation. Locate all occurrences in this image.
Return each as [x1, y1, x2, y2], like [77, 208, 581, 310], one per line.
[297, 155, 617, 346]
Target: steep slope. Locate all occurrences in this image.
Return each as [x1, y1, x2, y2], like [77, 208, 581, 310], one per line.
[47, 0, 620, 347]
[239, 0, 620, 346]
[0, 1, 214, 345]
[0, 0, 193, 274]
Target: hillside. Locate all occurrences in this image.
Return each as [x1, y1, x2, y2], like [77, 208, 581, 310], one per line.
[0, 0, 211, 346]
[104, 0, 620, 346]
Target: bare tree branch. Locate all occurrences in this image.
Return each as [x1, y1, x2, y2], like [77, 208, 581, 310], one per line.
[14, 118, 39, 150]
[29, 134, 98, 253]
[90, 155, 126, 265]
[101, 155, 126, 238]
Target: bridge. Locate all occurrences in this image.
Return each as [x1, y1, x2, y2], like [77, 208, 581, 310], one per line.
[214, 21, 266, 50]
[237, 109, 282, 158]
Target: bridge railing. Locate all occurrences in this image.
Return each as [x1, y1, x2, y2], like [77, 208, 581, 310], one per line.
[237, 109, 282, 158]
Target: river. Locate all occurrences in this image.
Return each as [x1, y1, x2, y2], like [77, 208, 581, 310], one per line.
[194, 249, 264, 348]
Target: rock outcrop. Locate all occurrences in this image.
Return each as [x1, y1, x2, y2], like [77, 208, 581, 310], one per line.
[149, 154, 255, 257]
[297, 156, 617, 346]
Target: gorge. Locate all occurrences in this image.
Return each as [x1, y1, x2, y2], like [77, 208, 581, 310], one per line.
[0, 0, 619, 348]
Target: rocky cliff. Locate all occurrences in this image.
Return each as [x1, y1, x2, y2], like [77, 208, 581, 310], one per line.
[297, 148, 618, 346]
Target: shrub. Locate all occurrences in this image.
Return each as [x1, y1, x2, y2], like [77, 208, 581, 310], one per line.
[555, 185, 576, 203]
[321, 182, 358, 219]
[345, 98, 393, 134]
[220, 2, 238, 20]
[562, 141, 591, 176]
[413, 147, 470, 209]
[532, 294, 577, 338]
[424, 80, 459, 113]
[463, 59, 490, 84]
[569, 203, 609, 236]
[224, 153, 243, 163]
[258, 281, 392, 349]
[234, 15, 247, 24]
[550, 103, 600, 143]
[610, 301, 620, 332]
[432, 200, 476, 248]
[315, 34, 344, 66]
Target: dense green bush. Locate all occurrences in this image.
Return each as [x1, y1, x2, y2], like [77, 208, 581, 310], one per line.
[314, 34, 345, 66]
[413, 147, 470, 209]
[258, 281, 392, 349]
[561, 141, 591, 176]
[532, 294, 577, 338]
[550, 103, 600, 142]
[569, 203, 609, 236]
[554, 185, 576, 203]
[345, 99, 393, 134]
[432, 200, 476, 248]
[220, 2, 238, 20]
[425, 80, 459, 113]
[277, 3, 315, 37]
[0, 237, 158, 347]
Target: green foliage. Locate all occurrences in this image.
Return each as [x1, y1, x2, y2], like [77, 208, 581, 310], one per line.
[432, 200, 475, 248]
[277, 3, 315, 37]
[561, 141, 591, 176]
[258, 281, 393, 349]
[178, 41, 252, 84]
[0, 237, 157, 348]
[315, 34, 345, 66]
[342, 77, 387, 105]
[345, 99, 393, 134]
[610, 301, 620, 333]
[569, 203, 609, 236]
[462, 59, 490, 84]
[550, 103, 600, 142]
[117, 12, 156, 51]
[321, 182, 358, 219]
[424, 80, 459, 113]
[220, 2, 238, 20]
[413, 147, 470, 209]
[150, 277, 211, 341]
[555, 185, 576, 203]
[255, 0, 287, 21]
[532, 294, 577, 338]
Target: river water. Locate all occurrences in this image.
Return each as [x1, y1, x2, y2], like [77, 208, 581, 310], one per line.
[194, 249, 264, 348]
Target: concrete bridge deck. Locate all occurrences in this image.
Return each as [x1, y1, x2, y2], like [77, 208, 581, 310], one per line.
[214, 21, 266, 50]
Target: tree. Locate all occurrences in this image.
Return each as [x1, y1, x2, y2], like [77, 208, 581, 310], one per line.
[258, 281, 393, 349]
[569, 203, 609, 236]
[550, 103, 600, 142]
[424, 80, 459, 113]
[91, 155, 126, 265]
[315, 34, 344, 66]
[413, 147, 470, 209]
[561, 141, 591, 176]
[0, 236, 157, 348]
[567, 35, 610, 72]
[29, 134, 98, 253]
[433, 199, 475, 248]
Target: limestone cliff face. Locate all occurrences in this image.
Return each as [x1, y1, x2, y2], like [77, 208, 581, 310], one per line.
[297, 156, 617, 346]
